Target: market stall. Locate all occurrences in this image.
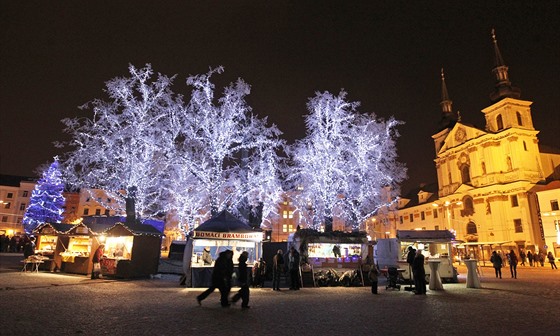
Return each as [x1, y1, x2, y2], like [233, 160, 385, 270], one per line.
[190, 210, 263, 287]
[289, 229, 369, 269]
[99, 222, 163, 278]
[58, 223, 101, 275]
[32, 223, 75, 272]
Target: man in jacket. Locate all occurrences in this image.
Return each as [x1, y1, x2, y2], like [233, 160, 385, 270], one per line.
[412, 249, 426, 295]
[197, 249, 234, 307]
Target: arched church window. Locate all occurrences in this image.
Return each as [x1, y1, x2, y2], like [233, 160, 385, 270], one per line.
[466, 221, 477, 235]
[516, 112, 523, 126]
[496, 114, 503, 130]
[461, 196, 475, 216]
[461, 165, 471, 184]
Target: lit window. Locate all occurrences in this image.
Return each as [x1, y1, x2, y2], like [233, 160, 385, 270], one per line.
[283, 210, 288, 219]
[288, 225, 294, 232]
[282, 224, 288, 232]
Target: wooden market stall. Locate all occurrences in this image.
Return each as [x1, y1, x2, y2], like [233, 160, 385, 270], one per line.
[189, 210, 263, 287]
[32, 223, 75, 272]
[99, 222, 163, 278]
[56, 223, 105, 275]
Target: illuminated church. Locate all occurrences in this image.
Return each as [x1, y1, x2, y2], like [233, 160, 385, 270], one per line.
[372, 31, 560, 258]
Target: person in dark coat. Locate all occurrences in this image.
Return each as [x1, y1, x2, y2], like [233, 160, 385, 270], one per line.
[197, 249, 233, 307]
[412, 249, 426, 295]
[509, 250, 518, 279]
[368, 264, 380, 294]
[490, 251, 503, 278]
[23, 236, 36, 259]
[91, 244, 104, 279]
[272, 249, 285, 291]
[547, 252, 558, 269]
[287, 246, 301, 290]
[231, 251, 250, 308]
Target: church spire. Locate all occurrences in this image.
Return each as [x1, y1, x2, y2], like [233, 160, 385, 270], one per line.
[489, 28, 521, 102]
[440, 68, 453, 113]
[437, 68, 458, 131]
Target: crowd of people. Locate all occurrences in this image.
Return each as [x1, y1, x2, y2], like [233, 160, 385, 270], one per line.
[0, 234, 35, 254]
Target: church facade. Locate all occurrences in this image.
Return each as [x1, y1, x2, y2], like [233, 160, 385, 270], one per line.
[370, 31, 560, 259]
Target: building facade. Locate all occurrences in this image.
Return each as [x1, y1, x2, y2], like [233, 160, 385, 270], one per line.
[370, 32, 560, 259]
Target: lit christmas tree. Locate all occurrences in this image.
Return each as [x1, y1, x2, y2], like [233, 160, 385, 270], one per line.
[23, 158, 66, 232]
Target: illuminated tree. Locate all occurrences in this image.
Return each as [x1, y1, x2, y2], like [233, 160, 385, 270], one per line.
[289, 90, 406, 230]
[23, 158, 66, 232]
[58, 65, 285, 231]
[171, 67, 285, 230]
[58, 64, 182, 223]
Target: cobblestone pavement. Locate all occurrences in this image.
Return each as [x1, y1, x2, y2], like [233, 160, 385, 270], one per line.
[1, 253, 558, 336]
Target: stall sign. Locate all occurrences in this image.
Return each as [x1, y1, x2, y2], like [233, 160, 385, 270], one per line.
[42, 227, 55, 235]
[76, 226, 89, 234]
[194, 231, 262, 241]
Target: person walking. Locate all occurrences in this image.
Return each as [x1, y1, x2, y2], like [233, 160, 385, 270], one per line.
[547, 252, 558, 269]
[287, 246, 301, 290]
[490, 251, 503, 279]
[519, 250, 526, 266]
[91, 244, 104, 279]
[509, 250, 518, 279]
[527, 251, 534, 267]
[231, 251, 250, 308]
[197, 249, 234, 307]
[368, 264, 380, 294]
[272, 249, 284, 291]
[412, 249, 426, 295]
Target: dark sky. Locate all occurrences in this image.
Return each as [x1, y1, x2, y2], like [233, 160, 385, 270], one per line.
[1, 1, 559, 193]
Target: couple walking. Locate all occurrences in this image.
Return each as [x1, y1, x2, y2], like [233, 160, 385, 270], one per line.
[196, 249, 250, 308]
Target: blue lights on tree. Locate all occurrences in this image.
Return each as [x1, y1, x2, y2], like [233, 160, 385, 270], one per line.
[23, 158, 66, 232]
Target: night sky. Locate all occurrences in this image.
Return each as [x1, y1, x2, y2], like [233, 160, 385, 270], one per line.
[1, 1, 559, 193]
